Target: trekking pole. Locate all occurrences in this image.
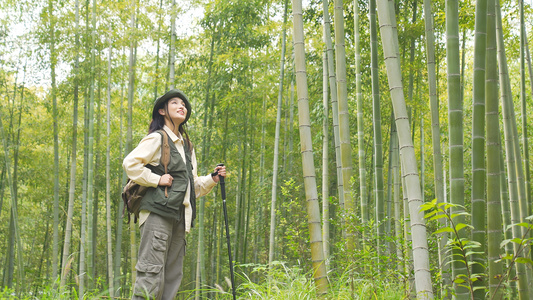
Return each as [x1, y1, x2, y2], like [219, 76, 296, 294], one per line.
[214, 163, 237, 300]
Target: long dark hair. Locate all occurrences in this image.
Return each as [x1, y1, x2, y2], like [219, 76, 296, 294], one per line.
[148, 100, 193, 153]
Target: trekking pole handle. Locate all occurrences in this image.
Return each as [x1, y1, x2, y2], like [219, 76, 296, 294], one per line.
[212, 163, 226, 199]
[211, 163, 224, 177]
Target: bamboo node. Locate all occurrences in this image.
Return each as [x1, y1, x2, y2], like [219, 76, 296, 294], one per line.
[412, 246, 429, 251]
[401, 172, 418, 177]
[414, 268, 431, 273]
[399, 145, 414, 152]
[313, 274, 328, 280]
[389, 86, 402, 91]
[449, 178, 465, 181]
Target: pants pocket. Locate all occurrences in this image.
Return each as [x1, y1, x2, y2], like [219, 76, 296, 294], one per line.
[152, 231, 168, 252]
[134, 230, 169, 298]
[133, 261, 163, 298]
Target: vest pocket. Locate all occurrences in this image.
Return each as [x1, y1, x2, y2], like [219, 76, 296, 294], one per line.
[172, 180, 187, 192]
[153, 186, 169, 206]
[165, 179, 187, 211]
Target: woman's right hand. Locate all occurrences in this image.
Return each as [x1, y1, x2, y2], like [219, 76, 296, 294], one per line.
[159, 174, 173, 186]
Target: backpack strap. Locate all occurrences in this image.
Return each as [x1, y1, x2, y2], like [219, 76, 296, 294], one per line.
[158, 130, 171, 197]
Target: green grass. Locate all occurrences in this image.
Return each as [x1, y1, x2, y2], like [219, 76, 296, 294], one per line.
[3, 262, 409, 299]
[192, 261, 409, 300]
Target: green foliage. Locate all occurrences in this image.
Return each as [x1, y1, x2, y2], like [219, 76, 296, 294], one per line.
[490, 217, 533, 299]
[422, 199, 533, 299]
[0, 276, 119, 299]
[0, 288, 16, 300]
[278, 178, 309, 262]
[421, 199, 482, 296]
[236, 261, 405, 299]
[1, 263, 407, 299]
[1, 0, 533, 297]
[330, 208, 413, 299]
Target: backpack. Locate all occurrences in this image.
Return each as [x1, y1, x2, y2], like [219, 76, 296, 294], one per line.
[122, 130, 171, 223]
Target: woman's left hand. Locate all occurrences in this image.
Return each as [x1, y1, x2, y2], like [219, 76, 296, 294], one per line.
[212, 165, 226, 183]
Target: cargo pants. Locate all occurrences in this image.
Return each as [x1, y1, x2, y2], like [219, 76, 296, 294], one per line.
[132, 212, 187, 300]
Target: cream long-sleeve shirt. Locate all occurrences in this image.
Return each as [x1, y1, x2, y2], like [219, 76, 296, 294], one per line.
[122, 125, 217, 232]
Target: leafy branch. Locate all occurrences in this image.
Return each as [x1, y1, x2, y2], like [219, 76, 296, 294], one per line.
[422, 200, 533, 299]
[490, 216, 533, 300]
[421, 200, 482, 300]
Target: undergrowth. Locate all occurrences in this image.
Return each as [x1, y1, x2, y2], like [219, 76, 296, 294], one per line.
[1, 263, 407, 299]
[177, 261, 408, 299]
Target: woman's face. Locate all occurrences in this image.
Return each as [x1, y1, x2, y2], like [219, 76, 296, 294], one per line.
[159, 97, 188, 126]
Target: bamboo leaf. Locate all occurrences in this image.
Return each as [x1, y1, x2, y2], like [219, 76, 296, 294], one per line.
[424, 210, 438, 218]
[450, 212, 470, 219]
[506, 222, 532, 231]
[454, 278, 466, 284]
[500, 239, 512, 248]
[438, 203, 456, 211]
[434, 227, 455, 234]
[465, 252, 484, 258]
[500, 254, 514, 260]
[515, 257, 533, 265]
[455, 223, 473, 231]
[420, 202, 436, 212]
[457, 284, 472, 290]
[429, 214, 448, 221]
[467, 260, 485, 267]
[514, 222, 532, 228]
[463, 242, 482, 249]
[438, 202, 455, 209]
[447, 203, 466, 210]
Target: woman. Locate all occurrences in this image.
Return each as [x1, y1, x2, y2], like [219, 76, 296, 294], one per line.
[123, 89, 226, 299]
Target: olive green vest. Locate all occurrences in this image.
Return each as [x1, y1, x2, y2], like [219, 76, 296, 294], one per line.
[140, 132, 196, 225]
